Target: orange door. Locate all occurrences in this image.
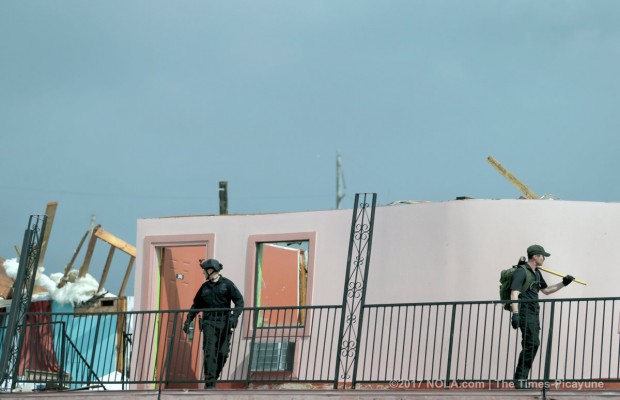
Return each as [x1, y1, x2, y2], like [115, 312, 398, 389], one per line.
[157, 246, 206, 389]
[260, 244, 300, 326]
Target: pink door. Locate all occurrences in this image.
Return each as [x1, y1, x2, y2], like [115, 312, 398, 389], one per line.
[157, 246, 206, 388]
[259, 244, 300, 327]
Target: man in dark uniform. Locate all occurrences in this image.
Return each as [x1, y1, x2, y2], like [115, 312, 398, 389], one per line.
[183, 258, 244, 389]
[510, 244, 574, 389]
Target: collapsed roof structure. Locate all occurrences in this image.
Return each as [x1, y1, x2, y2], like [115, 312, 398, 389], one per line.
[0, 202, 136, 308]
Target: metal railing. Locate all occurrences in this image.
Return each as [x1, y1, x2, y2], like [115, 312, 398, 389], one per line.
[357, 297, 620, 390]
[2, 297, 619, 392]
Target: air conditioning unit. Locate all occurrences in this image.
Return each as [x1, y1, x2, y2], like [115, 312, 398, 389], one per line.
[250, 341, 295, 372]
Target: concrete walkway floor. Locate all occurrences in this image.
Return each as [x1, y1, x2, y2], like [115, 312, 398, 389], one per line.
[2, 389, 620, 400]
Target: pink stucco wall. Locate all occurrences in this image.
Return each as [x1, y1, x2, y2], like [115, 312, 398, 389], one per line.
[135, 199, 620, 311]
[368, 199, 619, 304]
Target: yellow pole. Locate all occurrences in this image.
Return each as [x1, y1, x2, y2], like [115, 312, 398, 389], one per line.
[538, 266, 587, 285]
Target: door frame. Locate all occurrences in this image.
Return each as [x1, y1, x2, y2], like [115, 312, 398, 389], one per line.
[140, 234, 215, 313]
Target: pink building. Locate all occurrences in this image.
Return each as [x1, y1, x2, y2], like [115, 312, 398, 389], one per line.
[136, 199, 619, 311]
[133, 199, 620, 387]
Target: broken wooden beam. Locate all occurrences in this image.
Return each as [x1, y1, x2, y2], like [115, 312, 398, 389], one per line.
[94, 227, 136, 257]
[78, 225, 101, 278]
[38, 202, 58, 268]
[97, 246, 115, 294]
[58, 229, 90, 288]
[118, 257, 135, 298]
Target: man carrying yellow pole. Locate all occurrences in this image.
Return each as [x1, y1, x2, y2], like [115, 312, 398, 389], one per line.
[509, 244, 577, 389]
[538, 266, 587, 286]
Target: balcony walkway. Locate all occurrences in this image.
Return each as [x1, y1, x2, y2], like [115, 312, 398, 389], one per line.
[4, 298, 619, 399]
[3, 388, 620, 400]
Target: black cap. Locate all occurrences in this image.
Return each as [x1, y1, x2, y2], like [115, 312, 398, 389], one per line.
[527, 244, 551, 258]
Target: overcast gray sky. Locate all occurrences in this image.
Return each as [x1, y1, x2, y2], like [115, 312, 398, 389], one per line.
[1, 1, 619, 296]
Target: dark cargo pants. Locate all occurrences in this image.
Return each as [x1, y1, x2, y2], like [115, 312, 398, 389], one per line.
[514, 310, 540, 382]
[201, 318, 232, 385]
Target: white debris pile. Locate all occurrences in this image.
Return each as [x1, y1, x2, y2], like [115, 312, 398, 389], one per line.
[2, 257, 111, 306]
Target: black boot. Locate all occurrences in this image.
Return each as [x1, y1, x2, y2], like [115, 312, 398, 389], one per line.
[514, 379, 529, 390]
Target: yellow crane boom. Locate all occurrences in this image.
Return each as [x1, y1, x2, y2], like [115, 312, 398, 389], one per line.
[486, 156, 539, 199]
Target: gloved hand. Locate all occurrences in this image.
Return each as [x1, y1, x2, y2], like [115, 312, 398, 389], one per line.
[563, 275, 575, 286]
[228, 316, 238, 331]
[183, 320, 191, 335]
[511, 313, 520, 330]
